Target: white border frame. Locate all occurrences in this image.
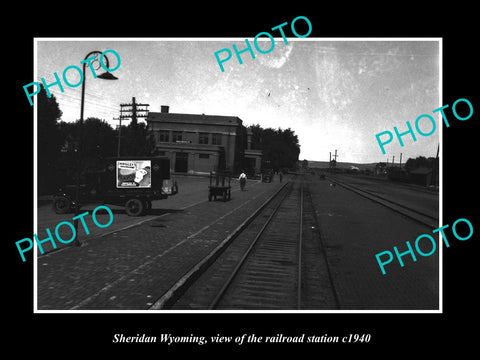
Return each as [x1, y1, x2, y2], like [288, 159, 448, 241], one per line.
[33, 37, 443, 314]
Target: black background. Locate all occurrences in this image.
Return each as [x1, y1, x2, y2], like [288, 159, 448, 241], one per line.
[5, 4, 478, 355]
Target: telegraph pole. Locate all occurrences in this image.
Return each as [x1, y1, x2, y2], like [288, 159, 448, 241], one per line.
[329, 150, 338, 170]
[119, 97, 150, 125]
[333, 149, 338, 162]
[112, 116, 122, 157]
[118, 97, 150, 156]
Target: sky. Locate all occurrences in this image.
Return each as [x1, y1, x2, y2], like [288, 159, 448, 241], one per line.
[35, 38, 440, 163]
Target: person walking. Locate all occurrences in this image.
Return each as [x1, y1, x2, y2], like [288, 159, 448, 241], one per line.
[239, 171, 247, 191]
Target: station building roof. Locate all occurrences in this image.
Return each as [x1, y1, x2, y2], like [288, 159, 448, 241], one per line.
[147, 111, 243, 127]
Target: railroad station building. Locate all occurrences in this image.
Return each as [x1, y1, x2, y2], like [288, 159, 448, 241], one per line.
[146, 105, 262, 175]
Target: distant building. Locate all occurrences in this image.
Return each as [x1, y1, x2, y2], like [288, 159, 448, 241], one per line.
[409, 167, 433, 187]
[146, 105, 262, 175]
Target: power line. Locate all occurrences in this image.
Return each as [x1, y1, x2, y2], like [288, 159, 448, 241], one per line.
[51, 91, 120, 120]
[57, 101, 119, 119]
[54, 91, 119, 110]
[38, 78, 121, 112]
[119, 97, 149, 125]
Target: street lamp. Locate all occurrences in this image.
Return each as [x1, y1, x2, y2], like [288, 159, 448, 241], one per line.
[73, 50, 118, 246]
[79, 50, 118, 125]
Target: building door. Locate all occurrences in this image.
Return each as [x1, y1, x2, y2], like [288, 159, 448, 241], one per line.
[175, 152, 188, 173]
[244, 157, 256, 176]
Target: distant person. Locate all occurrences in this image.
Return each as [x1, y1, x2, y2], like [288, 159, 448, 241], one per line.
[239, 171, 247, 191]
[279, 172, 283, 182]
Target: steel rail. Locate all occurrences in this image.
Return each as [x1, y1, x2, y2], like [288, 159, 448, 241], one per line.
[303, 182, 341, 309]
[297, 180, 303, 310]
[207, 183, 293, 310]
[326, 176, 438, 228]
[149, 181, 291, 310]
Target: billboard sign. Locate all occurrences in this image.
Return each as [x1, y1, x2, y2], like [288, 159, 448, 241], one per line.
[116, 160, 151, 188]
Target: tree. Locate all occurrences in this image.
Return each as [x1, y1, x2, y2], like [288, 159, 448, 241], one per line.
[279, 127, 300, 169]
[57, 118, 157, 177]
[56, 117, 119, 180]
[248, 124, 263, 150]
[58, 117, 117, 158]
[405, 156, 437, 172]
[37, 89, 63, 194]
[247, 125, 300, 171]
[118, 121, 157, 157]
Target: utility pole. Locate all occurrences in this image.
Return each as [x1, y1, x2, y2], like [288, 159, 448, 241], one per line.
[333, 149, 338, 169]
[119, 97, 150, 126]
[112, 116, 122, 157]
[119, 97, 150, 156]
[333, 149, 338, 162]
[399, 153, 402, 169]
[329, 149, 338, 171]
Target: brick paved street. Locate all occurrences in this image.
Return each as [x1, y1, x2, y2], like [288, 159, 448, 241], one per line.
[35, 175, 214, 254]
[36, 175, 286, 310]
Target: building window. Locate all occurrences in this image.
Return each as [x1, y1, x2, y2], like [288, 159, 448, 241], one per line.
[212, 133, 222, 145]
[159, 130, 169, 142]
[199, 153, 210, 159]
[172, 131, 183, 142]
[199, 132, 209, 144]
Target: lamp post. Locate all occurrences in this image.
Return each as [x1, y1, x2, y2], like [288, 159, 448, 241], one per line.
[73, 51, 118, 247]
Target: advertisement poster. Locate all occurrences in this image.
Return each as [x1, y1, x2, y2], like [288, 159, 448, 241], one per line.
[117, 160, 151, 188]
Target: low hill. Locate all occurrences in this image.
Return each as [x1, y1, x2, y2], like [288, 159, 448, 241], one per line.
[307, 160, 377, 171]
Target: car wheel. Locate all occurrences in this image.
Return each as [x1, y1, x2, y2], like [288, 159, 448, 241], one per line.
[125, 198, 144, 216]
[53, 196, 71, 214]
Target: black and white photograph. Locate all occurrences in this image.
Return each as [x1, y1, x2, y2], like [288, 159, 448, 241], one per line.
[33, 38, 441, 312]
[6, 6, 478, 355]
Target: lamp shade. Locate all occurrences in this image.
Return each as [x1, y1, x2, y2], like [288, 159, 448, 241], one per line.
[97, 72, 118, 80]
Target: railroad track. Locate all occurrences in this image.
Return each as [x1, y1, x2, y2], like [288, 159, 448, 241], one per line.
[150, 177, 339, 310]
[326, 175, 439, 229]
